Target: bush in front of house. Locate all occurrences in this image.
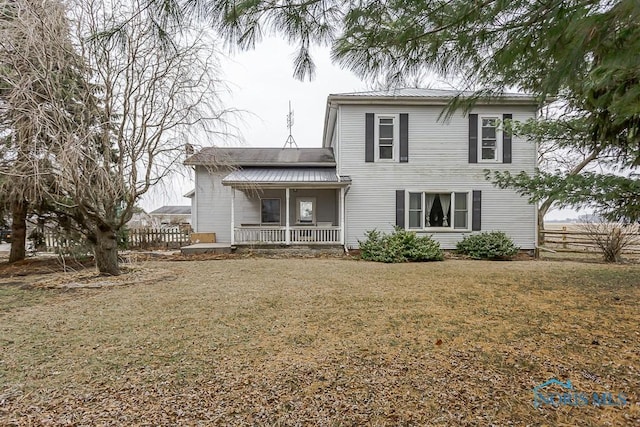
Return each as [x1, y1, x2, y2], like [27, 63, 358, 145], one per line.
[456, 231, 520, 259]
[358, 227, 444, 263]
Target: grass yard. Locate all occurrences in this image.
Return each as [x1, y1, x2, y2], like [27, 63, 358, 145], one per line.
[0, 258, 638, 425]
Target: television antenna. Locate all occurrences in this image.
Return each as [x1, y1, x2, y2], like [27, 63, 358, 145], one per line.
[283, 100, 298, 149]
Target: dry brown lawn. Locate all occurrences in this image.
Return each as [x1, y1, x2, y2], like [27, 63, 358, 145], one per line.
[0, 257, 639, 426]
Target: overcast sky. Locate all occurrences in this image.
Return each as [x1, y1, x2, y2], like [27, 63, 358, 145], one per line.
[141, 37, 581, 221]
[141, 37, 365, 211]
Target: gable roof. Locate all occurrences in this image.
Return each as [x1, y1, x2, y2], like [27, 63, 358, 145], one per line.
[149, 205, 191, 216]
[184, 147, 336, 167]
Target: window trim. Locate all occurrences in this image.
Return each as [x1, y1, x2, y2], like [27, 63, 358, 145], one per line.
[405, 190, 471, 232]
[295, 197, 316, 224]
[478, 116, 502, 163]
[374, 114, 399, 162]
[408, 192, 423, 229]
[260, 198, 281, 224]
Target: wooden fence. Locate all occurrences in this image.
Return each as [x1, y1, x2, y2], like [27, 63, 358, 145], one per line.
[43, 227, 191, 252]
[126, 227, 191, 249]
[540, 227, 640, 254]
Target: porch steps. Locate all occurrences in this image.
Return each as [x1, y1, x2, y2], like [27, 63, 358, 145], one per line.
[180, 243, 232, 255]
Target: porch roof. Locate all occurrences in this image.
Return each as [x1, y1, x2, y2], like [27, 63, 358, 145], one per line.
[222, 168, 351, 187]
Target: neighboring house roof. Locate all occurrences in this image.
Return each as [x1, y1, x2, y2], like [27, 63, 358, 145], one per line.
[222, 168, 351, 187]
[185, 147, 336, 167]
[149, 205, 191, 216]
[183, 189, 195, 198]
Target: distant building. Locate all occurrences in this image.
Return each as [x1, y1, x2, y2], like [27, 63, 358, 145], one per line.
[149, 205, 192, 226]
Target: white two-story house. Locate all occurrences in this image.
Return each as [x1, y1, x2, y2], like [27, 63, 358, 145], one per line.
[186, 88, 539, 250]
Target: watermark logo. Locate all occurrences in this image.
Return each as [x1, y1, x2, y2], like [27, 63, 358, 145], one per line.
[533, 378, 627, 408]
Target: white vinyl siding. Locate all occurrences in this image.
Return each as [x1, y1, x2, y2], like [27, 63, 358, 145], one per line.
[193, 167, 255, 243]
[336, 104, 538, 249]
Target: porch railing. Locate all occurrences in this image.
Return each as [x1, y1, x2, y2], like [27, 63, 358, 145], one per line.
[234, 226, 287, 244]
[234, 225, 341, 245]
[290, 226, 340, 244]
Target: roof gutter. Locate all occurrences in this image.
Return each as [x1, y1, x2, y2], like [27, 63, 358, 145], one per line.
[322, 100, 338, 147]
[326, 95, 541, 107]
[185, 161, 336, 167]
[222, 181, 351, 188]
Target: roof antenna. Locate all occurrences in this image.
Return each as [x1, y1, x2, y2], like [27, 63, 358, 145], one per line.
[283, 100, 298, 149]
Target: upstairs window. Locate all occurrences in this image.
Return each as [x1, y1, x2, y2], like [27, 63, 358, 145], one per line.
[366, 113, 408, 163]
[375, 115, 398, 161]
[378, 117, 394, 159]
[480, 117, 499, 161]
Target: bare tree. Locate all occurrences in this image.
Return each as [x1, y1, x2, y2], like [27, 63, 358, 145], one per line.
[579, 219, 640, 263]
[1, 0, 233, 274]
[0, 0, 96, 263]
[57, 0, 234, 274]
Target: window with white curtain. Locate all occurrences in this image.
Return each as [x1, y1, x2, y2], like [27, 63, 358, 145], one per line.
[407, 192, 469, 230]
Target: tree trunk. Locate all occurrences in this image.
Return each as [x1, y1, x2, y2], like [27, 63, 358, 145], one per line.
[9, 199, 27, 263]
[537, 198, 553, 246]
[537, 149, 600, 246]
[93, 226, 120, 275]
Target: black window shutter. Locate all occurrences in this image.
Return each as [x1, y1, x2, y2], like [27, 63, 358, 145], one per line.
[469, 114, 478, 163]
[472, 190, 482, 231]
[503, 113, 512, 163]
[399, 113, 409, 162]
[365, 113, 374, 162]
[396, 190, 405, 228]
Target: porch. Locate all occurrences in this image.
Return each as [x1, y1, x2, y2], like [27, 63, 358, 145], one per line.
[223, 167, 350, 246]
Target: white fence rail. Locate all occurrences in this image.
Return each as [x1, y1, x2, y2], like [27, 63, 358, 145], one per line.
[234, 226, 341, 245]
[43, 227, 191, 251]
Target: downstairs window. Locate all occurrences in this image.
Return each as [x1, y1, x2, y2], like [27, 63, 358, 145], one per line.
[407, 192, 469, 230]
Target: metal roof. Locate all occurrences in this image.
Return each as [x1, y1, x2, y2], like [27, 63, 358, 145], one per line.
[185, 147, 336, 167]
[329, 87, 536, 100]
[326, 88, 540, 107]
[149, 205, 191, 215]
[222, 168, 350, 187]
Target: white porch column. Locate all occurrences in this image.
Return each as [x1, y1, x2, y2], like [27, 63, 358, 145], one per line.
[285, 187, 291, 245]
[340, 187, 345, 245]
[230, 188, 235, 245]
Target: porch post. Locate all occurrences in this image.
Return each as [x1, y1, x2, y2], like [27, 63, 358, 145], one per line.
[340, 187, 345, 245]
[230, 188, 235, 245]
[285, 187, 291, 245]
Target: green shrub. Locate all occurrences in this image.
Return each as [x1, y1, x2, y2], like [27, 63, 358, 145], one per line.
[456, 231, 520, 259]
[358, 227, 444, 263]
